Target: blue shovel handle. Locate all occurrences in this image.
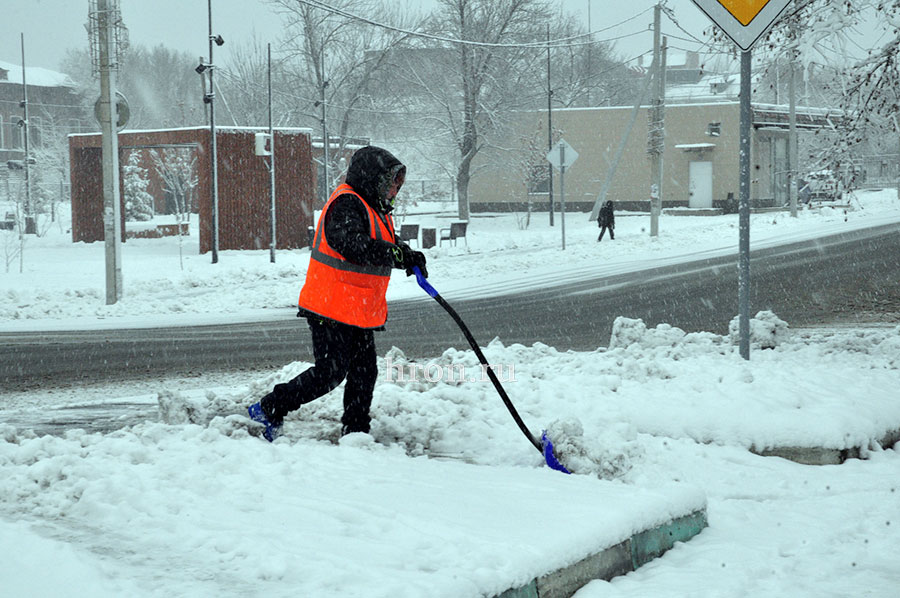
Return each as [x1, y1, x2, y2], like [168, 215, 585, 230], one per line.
[413, 266, 439, 298]
[411, 265, 569, 474]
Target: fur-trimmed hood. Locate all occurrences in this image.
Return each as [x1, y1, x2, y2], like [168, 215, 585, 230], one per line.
[344, 146, 406, 213]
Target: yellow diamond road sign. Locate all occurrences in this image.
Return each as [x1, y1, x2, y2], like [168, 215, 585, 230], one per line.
[717, 0, 769, 25]
[692, 0, 793, 51]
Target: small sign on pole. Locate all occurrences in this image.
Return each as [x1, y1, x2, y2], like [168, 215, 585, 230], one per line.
[547, 138, 578, 170]
[547, 139, 578, 250]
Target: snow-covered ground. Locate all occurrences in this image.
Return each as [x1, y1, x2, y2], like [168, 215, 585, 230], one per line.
[1, 189, 899, 597]
[2, 189, 898, 328]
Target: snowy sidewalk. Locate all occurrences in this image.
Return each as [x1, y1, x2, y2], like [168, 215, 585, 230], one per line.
[1, 318, 898, 596]
[0, 423, 705, 598]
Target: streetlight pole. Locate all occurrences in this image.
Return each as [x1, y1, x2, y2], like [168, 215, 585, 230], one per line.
[20, 34, 35, 235]
[268, 42, 276, 263]
[587, 0, 592, 107]
[207, 0, 220, 263]
[546, 24, 554, 226]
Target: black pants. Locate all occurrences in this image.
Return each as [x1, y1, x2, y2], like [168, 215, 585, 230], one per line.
[598, 226, 614, 241]
[261, 319, 377, 433]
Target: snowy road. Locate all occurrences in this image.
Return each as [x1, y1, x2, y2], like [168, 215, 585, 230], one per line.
[2, 223, 898, 396]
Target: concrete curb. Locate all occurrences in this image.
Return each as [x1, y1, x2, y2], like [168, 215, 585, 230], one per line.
[494, 509, 708, 598]
[752, 428, 900, 465]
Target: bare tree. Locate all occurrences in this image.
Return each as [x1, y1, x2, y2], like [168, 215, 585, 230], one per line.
[62, 44, 204, 129]
[267, 0, 425, 198]
[400, 0, 559, 219]
[2, 179, 25, 273]
[217, 35, 298, 127]
[150, 147, 197, 270]
[738, 1, 900, 169]
[541, 12, 639, 109]
[28, 108, 80, 235]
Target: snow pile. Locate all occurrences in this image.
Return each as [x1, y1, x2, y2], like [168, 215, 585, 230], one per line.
[149, 316, 900, 477]
[728, 310, 789, 348]
[543, 417, 640, 478]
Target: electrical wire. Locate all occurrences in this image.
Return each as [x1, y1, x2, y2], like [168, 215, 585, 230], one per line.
[296, 0, 653, 50]
[659, 4, 709, 47]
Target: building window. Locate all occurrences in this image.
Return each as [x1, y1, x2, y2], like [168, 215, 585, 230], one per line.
[707, 122, 721, 137]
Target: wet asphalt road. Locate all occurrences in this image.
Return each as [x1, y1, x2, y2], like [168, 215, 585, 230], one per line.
[1, 223, 898, 394]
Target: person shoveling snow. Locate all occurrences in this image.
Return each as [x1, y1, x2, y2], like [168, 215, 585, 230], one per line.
[245, 146, 428, 441]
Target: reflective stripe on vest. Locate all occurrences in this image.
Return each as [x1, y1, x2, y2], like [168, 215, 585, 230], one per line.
[298, 184, 396, 328]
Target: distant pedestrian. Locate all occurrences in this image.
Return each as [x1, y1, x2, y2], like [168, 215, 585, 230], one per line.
[597, 200, 615, 241]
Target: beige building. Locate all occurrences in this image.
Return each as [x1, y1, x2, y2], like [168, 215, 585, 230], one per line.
[469, 101, 837, 214]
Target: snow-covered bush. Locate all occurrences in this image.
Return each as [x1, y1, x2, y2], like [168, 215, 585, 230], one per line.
[123, 151, 154, 222]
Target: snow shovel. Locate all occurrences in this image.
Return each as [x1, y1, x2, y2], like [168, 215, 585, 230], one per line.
[412, 266, 570, 474]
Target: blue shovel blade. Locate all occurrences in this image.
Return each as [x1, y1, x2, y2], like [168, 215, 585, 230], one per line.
[541, 431, 571, 474]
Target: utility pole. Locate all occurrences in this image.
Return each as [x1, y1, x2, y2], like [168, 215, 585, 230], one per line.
[787, 22, 799, 217]
[267, 42, 276, 263]
[895, 114, 900, 200]
[649, 4, 666, 237]
[20, 34, 35, 235]
[546, 25, 554, 226]
[96, 0, 123, 304]
[587, 0, 592, 107]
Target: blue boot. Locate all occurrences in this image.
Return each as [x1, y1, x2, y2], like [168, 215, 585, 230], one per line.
[247, 402, 282, 442]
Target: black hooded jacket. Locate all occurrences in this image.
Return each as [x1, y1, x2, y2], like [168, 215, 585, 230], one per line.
[598, 201, 615, 228]
[323, 146, 409, 268]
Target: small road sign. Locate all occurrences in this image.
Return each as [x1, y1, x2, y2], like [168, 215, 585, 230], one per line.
[691, 0, 793, 51]
[94, 91, 130, 131]
[547, 138, 578, 171]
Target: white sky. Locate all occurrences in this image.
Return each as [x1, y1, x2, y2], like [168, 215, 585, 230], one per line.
[1, 0, 710, 72]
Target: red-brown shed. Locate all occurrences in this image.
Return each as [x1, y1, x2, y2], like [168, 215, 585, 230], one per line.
[68, 126, 316, 253]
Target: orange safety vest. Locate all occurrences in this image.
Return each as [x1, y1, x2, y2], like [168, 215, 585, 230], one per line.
[298, 183, 396, 328]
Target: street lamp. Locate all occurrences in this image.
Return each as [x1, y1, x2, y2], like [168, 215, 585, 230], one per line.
[203, 0, 224, 263]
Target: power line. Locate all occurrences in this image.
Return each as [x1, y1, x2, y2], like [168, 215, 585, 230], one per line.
[660, 4, 709, 47]
[296, 0, 653, 50]
[0, 97, 88, 110]
[666, 44, 732, 56]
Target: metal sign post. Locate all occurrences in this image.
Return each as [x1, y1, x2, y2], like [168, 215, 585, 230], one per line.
[547, 139, 578, 250]
[738, 50, 752, 360]
[691, 0, 793, 360]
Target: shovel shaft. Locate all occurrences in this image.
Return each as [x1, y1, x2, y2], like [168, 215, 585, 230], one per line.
[435, 293, 543, 453]
[414, 268, 542, 453]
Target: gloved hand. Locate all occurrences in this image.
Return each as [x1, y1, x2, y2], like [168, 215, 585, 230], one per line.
[397, 244, 428, 278]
